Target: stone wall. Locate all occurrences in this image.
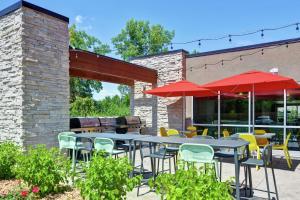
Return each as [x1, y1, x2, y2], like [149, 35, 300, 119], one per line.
[131, 50, 187, 135]
[0, 6, 69, 147]
[0, 10, 24, 145]
[21, 7, 70, 147]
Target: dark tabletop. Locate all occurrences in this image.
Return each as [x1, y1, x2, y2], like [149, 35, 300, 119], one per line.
[74, 132, 148, 141]
[134, 136, 249, 149]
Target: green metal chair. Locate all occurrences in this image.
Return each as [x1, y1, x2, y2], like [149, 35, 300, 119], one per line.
[179, 143, 219, 178]
[241, 144, 279, 200]
[58, 134, 81, 170]
[94, 138, 125, 157]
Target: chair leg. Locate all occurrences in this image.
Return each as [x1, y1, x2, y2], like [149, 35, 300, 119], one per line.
[244, 166, 248, 196]
[157, 159, 160, 175]
[173, 156, 177, 171]
[286, 149, 293, 167]
[283, 149, 292, 169]
[162, 159, 165, 174]
[264, 166, 271, 200]
[214, 161, 219, 180]
[271, 166, 279, 200]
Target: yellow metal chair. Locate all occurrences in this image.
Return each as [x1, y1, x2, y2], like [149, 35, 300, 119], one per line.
[160, 127, 168, 137]
[167, 129, 180, 136]
[273, 133, 293, 169]
[202, 128, 208, 136]
[255, 129, 269, 147]
[239, 134, 261, 160]
[222, 130, 230, 137]
[185, 126, 197, 138]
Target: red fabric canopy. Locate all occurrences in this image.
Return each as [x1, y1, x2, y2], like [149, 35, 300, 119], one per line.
[203, 70, 300, 93]
[143, 80, 216, 97]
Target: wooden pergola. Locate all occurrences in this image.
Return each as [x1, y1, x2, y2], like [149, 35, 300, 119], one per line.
[69, 49, 157, 86]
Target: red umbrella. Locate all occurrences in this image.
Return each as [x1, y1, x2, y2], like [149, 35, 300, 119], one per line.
[144, 80, 216, 130]
[202, 70, 299, 93]
[144, 80, 215, 97]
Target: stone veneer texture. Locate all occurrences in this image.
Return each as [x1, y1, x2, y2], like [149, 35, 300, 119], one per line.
[0, 7, 69, 147]
[131, 51, 186, 135]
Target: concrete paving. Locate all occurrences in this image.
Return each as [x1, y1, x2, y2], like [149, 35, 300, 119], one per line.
[126, 149, 300, 200]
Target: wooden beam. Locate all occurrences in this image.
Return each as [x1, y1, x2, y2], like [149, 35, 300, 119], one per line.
[69, 50, 157, 84]
[70, 68, 134, 86]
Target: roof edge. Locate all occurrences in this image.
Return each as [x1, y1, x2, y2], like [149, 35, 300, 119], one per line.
[187, 37, 300, 58]
[129, 49, 189, 61]
[0, 0, 69, 23]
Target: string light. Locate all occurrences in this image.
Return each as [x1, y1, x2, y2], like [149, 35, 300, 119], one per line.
[170, 43, 173, 50]
[240, 55, 243, 61]
[198, 40, 201, 47]
[261, 29, 264, 38]
[261, 48, 264, 55]
[228, 35, 232, 42]
[296, 23, 299, 31]
[286, 42, 289, 48]
[221, 60, 224, 66]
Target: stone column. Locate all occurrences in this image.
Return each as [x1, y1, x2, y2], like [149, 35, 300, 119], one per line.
[0, 4, 70, 147]
[131, 50, 187, 135]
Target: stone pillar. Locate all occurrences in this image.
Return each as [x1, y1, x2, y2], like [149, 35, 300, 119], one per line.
[131, 50, 187, 135]
[0, 3, 70, 147]
[0, 9, 23, 145]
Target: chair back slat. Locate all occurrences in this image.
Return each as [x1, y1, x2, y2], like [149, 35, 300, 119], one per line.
[58, 135, 76, 149]
[179, 143, 214, 163]
[94, 138, 114, 154]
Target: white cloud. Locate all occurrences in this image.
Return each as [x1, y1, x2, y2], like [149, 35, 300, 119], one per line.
[75, 15, 83, 24]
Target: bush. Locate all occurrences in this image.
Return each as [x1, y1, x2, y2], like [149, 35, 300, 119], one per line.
[13, 145, 72, 197]
[149, 166, 233, 200]
[0, 142, 21, 180]
[76, 152, 141, 200]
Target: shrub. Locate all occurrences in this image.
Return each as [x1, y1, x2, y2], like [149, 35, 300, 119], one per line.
[76, 152, 141, 200]
[0, 142, 21, 180]
[149, 166, 233, 200]
[13, 145, 72, 197]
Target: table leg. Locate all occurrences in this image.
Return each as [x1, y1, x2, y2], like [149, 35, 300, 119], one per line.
[132, 141, 136, 167]
[128, 140, 132, 164]
[234, 148, 240, 200]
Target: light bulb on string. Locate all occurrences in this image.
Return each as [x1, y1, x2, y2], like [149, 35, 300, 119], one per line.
[296, 23, 299, 31]
[228, 35, 232, 42]
[286, 42, 289, 48]
[204, 64, 207, 69]
[261, 49, 264, 55]
[170, 43, 173, 50]
[221, 60, 224, 66]
[198, 40, 201, 47]
[240, 55, 243, 61]
[261, 29, 264, 38]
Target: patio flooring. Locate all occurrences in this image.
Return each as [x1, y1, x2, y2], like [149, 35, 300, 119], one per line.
[126, 149, 300, 200]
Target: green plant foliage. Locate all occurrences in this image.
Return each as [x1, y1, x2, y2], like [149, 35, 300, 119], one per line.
[149, 167, 233, 200]
[76, 153, 141, 200]
[13, 145, 72, 197]
[0, 142, 21, 180]
[112, 19, 175, 60]
[70, 95, 130, 117]
[70, 96, 96, 117]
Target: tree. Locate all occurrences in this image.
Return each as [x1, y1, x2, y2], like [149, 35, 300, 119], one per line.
[112, 19, 175, 60]
[70, 97, 96, 117]
[69, 24, 111, 102]
[118, 85, 130, 97]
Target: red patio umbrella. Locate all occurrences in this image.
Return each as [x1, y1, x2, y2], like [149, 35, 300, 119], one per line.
[202, 70, 299, 93]
[144, 80, 215, 97]
[144, 80, 216, 130]
[202, 70, 300, 133]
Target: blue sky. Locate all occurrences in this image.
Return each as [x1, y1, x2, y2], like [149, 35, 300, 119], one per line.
[1, 0, 300, 99]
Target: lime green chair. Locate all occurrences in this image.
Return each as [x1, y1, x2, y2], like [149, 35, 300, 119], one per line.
[179, 143, 219, 178]
[273, 133, 292, 169]
[167, 129, 180, 136]
[58, 134, 81, 170]
[202, 128, 208, 136]
[94, 138, 125, 157]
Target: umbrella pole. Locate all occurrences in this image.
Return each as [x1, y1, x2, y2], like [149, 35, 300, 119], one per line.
[183, 95, 185, 131]
[218, 91, 221, 138]
[252, 85, 255, 133]
[248, 91, 251, 133]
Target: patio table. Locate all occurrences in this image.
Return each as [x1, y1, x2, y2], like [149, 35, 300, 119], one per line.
[132, 136, 249, 200]
[74, 132, 149, 165]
